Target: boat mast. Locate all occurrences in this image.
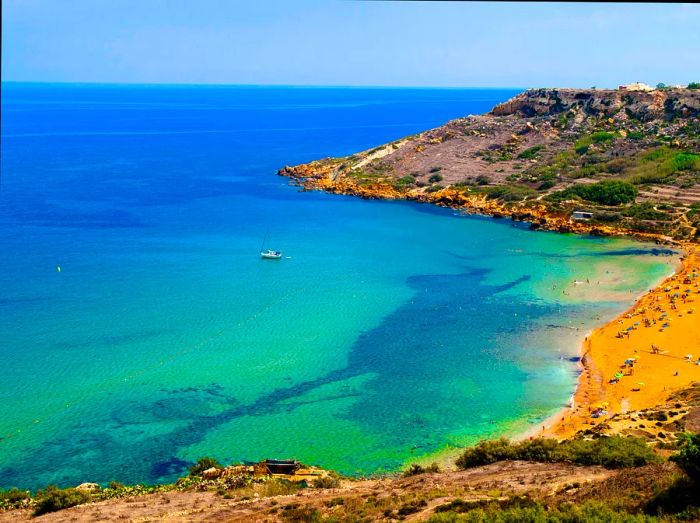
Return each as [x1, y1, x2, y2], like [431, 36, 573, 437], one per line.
[260, 229, 269, 252]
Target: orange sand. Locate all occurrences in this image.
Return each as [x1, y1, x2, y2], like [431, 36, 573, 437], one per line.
[547, 245, 700, 439]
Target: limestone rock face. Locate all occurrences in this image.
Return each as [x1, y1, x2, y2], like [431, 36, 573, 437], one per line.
[202, 467, 223, 479]
[490, 88, 700, 121]
[75, 482, 100, 492]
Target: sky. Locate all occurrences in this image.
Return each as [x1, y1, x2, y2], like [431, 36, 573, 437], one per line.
[3, 1, 700, 88]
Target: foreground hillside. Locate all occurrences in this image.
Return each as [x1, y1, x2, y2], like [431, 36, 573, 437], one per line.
[1, 384, 698, 522]
[280, 87, 700, 241]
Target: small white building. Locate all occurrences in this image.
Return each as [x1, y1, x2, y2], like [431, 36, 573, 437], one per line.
[572, 210, 594, 220]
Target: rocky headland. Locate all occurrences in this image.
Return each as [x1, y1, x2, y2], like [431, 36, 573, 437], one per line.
[279, 87, 700, 243]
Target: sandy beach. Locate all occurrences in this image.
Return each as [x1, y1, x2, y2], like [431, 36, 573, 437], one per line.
[546, 244, 700, 439]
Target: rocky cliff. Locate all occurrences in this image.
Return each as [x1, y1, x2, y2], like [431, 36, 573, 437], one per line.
[490, 88, 700, 121]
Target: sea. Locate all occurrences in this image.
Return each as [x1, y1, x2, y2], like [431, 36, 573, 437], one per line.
[0, 83, 676, 490]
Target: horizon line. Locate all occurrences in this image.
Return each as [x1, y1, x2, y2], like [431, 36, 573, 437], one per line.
[1, 80, 535, 90]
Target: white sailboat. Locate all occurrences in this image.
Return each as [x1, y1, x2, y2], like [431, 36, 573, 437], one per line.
[260, 231, 282, 259]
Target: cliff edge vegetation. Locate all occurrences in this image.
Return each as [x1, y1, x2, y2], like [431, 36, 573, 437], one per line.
[279, 87, 700, 242]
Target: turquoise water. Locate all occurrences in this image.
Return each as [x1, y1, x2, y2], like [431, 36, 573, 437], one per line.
[0, 84, 676, 489]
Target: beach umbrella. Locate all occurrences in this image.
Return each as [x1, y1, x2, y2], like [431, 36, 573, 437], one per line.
[634, 322, 639, 326]
[626, 326, 634, 331]
[637, 382, 645, 387]
[615, 372, 624, 378]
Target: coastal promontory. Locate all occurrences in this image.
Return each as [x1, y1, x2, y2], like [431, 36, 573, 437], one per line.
[280, 87, 700, 241]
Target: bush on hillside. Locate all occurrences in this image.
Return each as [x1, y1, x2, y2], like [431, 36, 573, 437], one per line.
[672, 433, 700, 483]
[456, 436, 659, 470]
[517, 145, 544, 159]
[403, 463, 441, 477]
[548, 180, 638, 206]
[397, 175, 416, 185]
[484, 185, 537, 202]
[189, 457, 223, 477]
[0, 488, 31, 510]
[429, 499, 661, 522]
[312, 476, 341, 489]
[622, 202, 671, 221]
[33, 486, 91, 516]
[591, 131, 616, 143]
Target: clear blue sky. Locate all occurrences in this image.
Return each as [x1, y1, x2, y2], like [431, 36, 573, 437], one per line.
[3, 1, 699, 88]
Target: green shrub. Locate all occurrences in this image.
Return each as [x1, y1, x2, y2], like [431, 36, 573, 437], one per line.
[559, 436, 658, 468]
[403, 463, 440, 477]
[397, 175, 417, 185]
[671, 433, 700, 483]
[627, 130, 645, 140]
[642, 148, 667, 162]
[429, 166, 443, 173]
[0, 488, 31, 509]
[428, 500, 660, 522]
[514, 438, 560, 462]
[591, 131, 616, 143]
[188, 457, 223, 477]
[312, 475, 340, 489]
[428, 173, 444, 183]
[34, 486, 91, 516]
[518, 145, 544, 159]
[669, 152, 700, 172]
[261, 478, 302, 497]
[622, 203, 671, 221]
[575, 144, 590, 155]
[456, 438, 515, 468]
[484, 185, 537, 202]
[594, 211, 622, 223]
[475, 175, 491, 186]
[549, 180, 638, 205]
[456, 436, 659, 470]
[628, 148, 700, 185]
[398, 499, 427, 516]
[688, 203, 700, 219]
[687, 82, 700, 90]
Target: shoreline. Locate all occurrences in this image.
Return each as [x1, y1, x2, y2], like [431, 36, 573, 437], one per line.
[544, 245, 699, 440]
[412, 248, 685, 469]
[278, 165, 681, 246]
[280, 169, 699, 449]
